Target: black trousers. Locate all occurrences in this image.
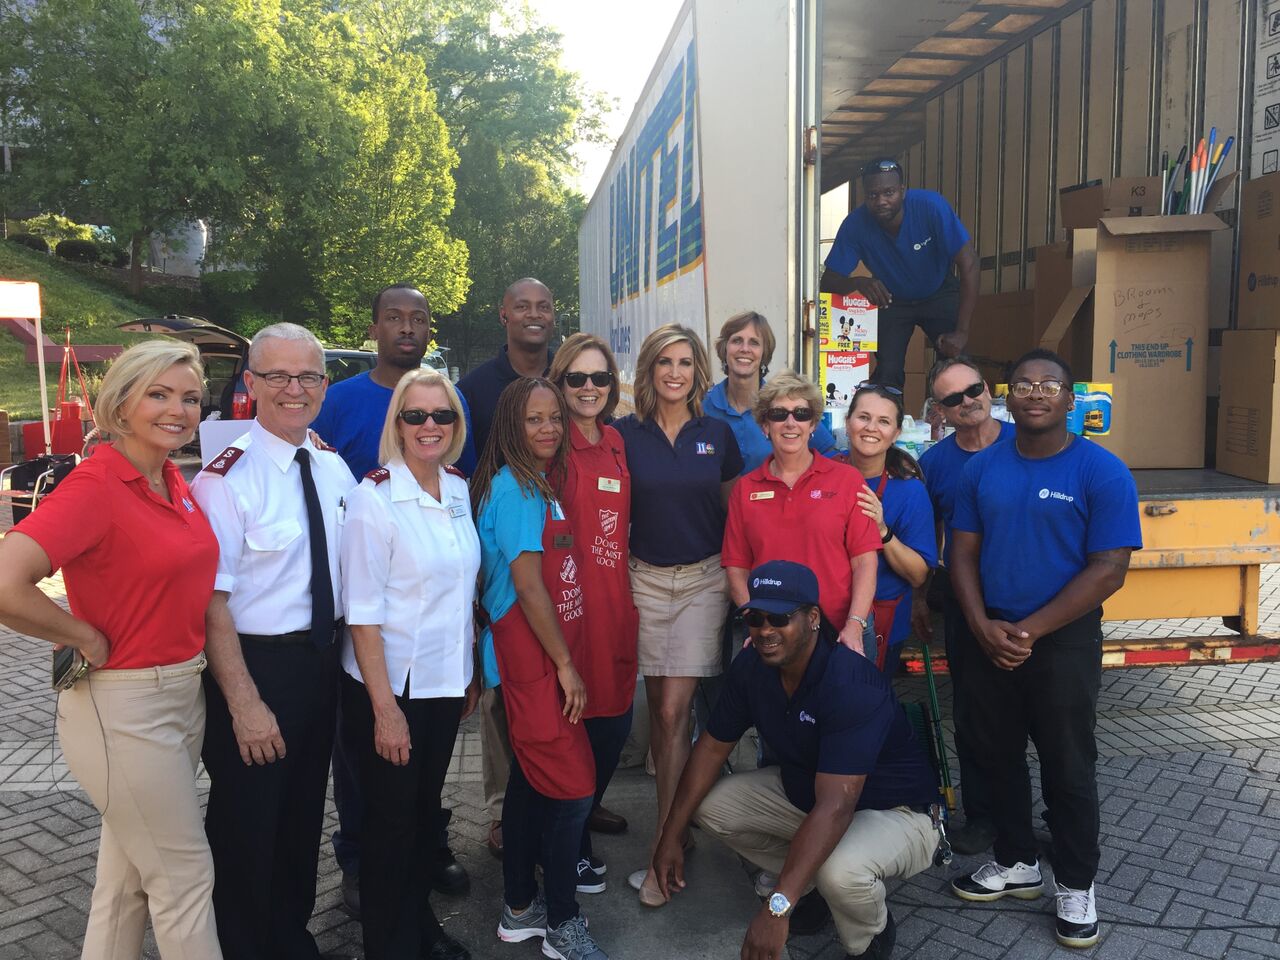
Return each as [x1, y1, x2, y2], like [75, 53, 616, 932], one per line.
[870, 274, 960, 389]
[939, 570, 992, 823]
[202, 637, 339, 960]
[959, 608, 1103, 889]
[340, 673, 463, 960]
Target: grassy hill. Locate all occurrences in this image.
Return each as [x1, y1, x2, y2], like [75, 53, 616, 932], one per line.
[0, 243, 162, 419]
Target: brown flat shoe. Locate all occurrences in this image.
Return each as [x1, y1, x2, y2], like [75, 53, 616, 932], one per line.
[587, 804, 628, 835]
[487, 821, 504, 860]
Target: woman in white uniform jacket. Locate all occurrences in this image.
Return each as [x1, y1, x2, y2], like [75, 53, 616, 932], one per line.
[339, 369, 481, 960]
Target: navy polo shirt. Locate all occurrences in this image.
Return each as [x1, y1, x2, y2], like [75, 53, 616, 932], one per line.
[825, 189, 970, 300]
[457, 345, 555, 461]
[614, 414, 743, 566]
[706, 633, 938, 813]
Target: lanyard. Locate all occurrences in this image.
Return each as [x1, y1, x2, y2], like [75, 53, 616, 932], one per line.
[871, 466, 889, 507]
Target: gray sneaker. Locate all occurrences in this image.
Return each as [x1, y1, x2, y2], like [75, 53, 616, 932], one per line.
[541, 915, 608, 960]
[498, 895, 548, 943]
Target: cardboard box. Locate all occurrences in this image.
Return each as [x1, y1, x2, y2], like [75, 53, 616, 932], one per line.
[818, 293, 878, 351]
[821, 351, 871, 413]
[1215, 330, 1280, 483]
[966, 291, 1037, 381]
[1059, 177, 1163, 233]
[1236, 171, 1280, 330]
[1040, 213, 1227, 468]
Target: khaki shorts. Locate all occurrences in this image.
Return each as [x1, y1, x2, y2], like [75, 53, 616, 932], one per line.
[629, 554, 728, 678]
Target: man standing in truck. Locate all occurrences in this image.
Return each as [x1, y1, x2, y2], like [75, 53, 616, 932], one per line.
[820, 158, 980, 390]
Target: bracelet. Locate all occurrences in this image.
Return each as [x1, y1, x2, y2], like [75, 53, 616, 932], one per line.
[847, 614, 868, 629]
[881, 528, 894, 544]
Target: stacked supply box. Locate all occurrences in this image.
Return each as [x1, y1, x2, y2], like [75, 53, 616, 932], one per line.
[818, 293, 877, 432]
[1236, 170, 1280, 331]
[1215, 330, 1280, 483]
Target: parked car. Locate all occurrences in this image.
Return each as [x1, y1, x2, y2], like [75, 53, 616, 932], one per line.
[117, 316, 376, 422]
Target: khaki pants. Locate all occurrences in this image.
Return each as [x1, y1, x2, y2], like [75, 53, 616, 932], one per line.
[693, 767, 936, 954]
[57, 654, 221, 960]
[480, 686, 512, 820]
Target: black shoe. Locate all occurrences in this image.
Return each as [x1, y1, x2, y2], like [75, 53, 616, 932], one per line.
[788, 890, 831, 936]
[587, 804, 629, 834]
[431, 847, 471, 897]
[849, 908, 896, 959]
[424, 930, 471, 960]
[948, 818, 997, 855]
[340, 872, 360, 920]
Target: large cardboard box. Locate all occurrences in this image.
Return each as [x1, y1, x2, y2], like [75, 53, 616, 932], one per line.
[1040, 213, 1227, 468]
[1236, 171, 1280, 330]
[1059, 177, 1163, 232]
[1215, 330, 1280, 483]
[966, 291, 1037, 383]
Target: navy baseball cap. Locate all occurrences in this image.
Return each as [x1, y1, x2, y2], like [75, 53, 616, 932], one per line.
[738, 560, 820, 616]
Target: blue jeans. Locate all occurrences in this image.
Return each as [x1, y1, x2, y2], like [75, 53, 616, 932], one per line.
[579, 709, 633, 860]
[503, 758, 593, 929]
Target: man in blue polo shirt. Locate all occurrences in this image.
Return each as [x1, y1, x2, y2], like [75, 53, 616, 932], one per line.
[821, 158, 979, 389]
[651, 561, 938, 960]
[311, 282, 475, 913]
[948, 349, 1141, 950]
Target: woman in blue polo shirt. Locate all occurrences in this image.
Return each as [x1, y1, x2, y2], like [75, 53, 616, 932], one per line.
[471, 377, 609, 960]
[839, 383, 938, 676]
[613, 323, 743, 907]
[703, 310, 837, 474]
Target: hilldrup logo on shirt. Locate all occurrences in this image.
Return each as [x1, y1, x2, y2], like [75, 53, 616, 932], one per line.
[1039, 487, 1075, 503]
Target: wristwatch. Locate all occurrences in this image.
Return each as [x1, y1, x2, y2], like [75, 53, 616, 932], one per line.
[767, 891, 794, 918]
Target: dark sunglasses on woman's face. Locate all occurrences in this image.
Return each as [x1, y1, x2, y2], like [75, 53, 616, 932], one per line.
[743, 609, 800, 629]
[939, 381, 986, 407]
[562, 371, 614, 388]
[399, 408, 458, 426]
[763, 406, 815, 423]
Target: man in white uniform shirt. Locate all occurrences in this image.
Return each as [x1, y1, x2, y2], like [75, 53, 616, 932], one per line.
[191, 323, 358, 960]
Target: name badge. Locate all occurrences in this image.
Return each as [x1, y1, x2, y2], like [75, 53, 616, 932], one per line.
[749, 490, 776, 501]
[448, 500, 467, 519]
[597, 476, 621, 493]
[553, 534, 574, 549]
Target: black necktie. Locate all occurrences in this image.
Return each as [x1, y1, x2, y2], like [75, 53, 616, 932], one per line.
[295, 449, 335, 647]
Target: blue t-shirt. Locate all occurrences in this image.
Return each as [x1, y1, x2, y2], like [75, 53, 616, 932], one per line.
[706, 634, 938, 813]
[312, 371, 478, 479]
[704, 379, 838, 475]
[865, 474, 937, 647]
[919, 420, 1016, 567]
[476, 466, 551, 687]
[614, 414, 743, 566]
[825, 189, 970, 300]
[952, 437, 1142, 622]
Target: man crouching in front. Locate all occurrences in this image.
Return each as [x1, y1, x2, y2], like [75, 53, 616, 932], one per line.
[650, 560, 939, 960]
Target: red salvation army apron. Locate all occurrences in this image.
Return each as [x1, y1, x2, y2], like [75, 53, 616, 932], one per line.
[868, 468, 903, 672]
[490, 501, 596, 800]
[565, 438, 639, 719]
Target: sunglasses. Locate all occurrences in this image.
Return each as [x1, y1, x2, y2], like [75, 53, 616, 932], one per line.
[939, 381, 986, 407]
[763, 406, 815, 423]
[861, 158, 902, 177]
[1009, 379, 1065, 399]
[563, 371, 613, 388]
[743, 609, 801, 628]
[854, 381, 903, 396]
[399, 408, 458, 426]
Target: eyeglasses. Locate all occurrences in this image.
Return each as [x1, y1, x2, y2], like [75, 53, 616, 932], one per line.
[939, 382, 986, 407]
[399, 408, 459, 426]
[861, 158, 902, 177]
[1009, 379, 1065, 399]
[562, 371, 613, 388]
[743, 609, 801, 629]
[251, 370, 327, 389]
[763, 406, 815, 423]
[854, 381, 903, 396]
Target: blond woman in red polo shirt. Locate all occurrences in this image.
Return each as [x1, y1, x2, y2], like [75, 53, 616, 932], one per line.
[0, 340, 222, 959]
[722, 372, 882, 657]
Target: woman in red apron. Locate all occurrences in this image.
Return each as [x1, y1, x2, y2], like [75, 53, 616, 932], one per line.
[550, 334, 640, 892]
[470, 377, 609, 960]
[842, 383, 938, 675]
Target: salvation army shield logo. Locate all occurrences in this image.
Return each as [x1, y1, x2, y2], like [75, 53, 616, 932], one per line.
[599, 508, 619, 537]
[561, 555, 579, 585]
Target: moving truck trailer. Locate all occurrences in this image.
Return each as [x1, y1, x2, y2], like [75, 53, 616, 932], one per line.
[579, 0, 1280, 666]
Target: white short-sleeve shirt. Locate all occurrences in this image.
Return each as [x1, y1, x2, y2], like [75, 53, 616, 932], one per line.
[339, 460, 480, 698]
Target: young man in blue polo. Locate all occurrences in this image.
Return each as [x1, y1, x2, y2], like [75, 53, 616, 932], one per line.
[820, 158, 979, 389]
[948, 349, 1141, 948]
[651, 561, 939, 960]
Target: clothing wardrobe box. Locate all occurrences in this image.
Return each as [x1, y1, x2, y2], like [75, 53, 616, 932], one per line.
[1236, 171, 1280, 330]
[1215, 330, 1280, 483]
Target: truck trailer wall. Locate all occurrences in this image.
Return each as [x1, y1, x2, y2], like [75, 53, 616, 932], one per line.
[579, 0, 799, 393]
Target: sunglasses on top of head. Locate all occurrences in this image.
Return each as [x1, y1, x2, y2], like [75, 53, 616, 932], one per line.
[763, 406, 815, 423]
[562, 371, 614, 388]
[743, 609, 801, 629]
[399, 408, 458, 426]
[939, 381, 986, 407]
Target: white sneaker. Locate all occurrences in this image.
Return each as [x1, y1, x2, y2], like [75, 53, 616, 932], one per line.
[951, 859, 1043, 901]
[1055, 882, 1099, 948]
[753, 870, 779, 898]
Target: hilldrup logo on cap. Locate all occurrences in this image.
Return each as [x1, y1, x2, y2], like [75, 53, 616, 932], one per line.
[752, 577, 784, 589]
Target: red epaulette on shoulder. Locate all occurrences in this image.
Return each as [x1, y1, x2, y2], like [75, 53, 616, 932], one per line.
[202, 446, 246, 476]
[314, 438, 338, 453]
[365, 467, 391, 484]
[444, 464, 467, 479]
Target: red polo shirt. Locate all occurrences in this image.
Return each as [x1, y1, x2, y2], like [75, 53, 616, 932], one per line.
[15, 444, 218, 668]
[722, 454, 881, 625]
